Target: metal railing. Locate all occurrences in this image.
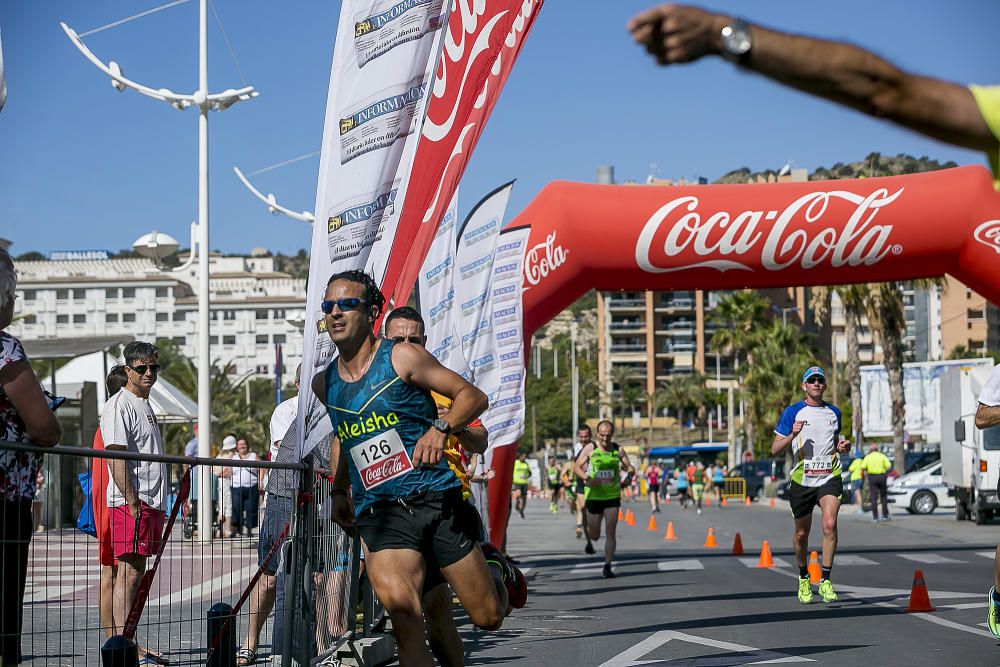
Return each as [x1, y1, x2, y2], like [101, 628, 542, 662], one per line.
[0, 441, 391, 666]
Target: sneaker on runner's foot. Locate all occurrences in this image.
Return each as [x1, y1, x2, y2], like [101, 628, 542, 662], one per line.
[480, 543, 528, 609]
[602, 563, 615, 579]
[818, 579, 837, 602]
[585, 542, 595, 555]
[797, 577, 813, 604]
[988, 587, 1000, 639]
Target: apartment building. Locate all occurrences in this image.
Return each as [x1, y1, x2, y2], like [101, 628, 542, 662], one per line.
[9, 253, 306, 383]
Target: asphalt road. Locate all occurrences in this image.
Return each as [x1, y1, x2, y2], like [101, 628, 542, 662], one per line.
[453, 495, 1000, 666]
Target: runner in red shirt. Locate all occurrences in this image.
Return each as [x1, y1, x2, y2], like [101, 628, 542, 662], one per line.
[645, 462, 662, 514]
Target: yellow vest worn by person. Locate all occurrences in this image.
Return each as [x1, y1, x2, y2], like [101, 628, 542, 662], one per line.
[861, 451, 891, 475]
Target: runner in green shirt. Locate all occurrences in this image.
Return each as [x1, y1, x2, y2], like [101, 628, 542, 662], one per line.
[546, 458, 562, 514]
[512, 451, 531, 519]
[573, 420, 636, 578]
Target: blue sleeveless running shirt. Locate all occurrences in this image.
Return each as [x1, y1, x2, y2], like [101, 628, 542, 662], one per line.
[324, 339, 459, 514]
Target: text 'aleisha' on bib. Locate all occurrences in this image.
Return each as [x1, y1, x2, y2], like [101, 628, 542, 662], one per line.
[803, 455, 834, 477]
[351, 428, 413, 491]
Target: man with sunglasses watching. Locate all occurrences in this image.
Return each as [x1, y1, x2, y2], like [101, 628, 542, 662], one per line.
[772, 366, 851, 605]
[312, 271, 526, 666]
[100, 341, 167, 654]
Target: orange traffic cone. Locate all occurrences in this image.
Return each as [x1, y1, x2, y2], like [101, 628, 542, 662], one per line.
[744, 495, 752, 506]
[808, 551, 822, 584]
[665, 493, 671, 505]
[721, 497, 728, 506]
[905, 570, 935, 612]
[618, 508, 624, 522]
[703, 528, 717, 548]
[769, 497, 776, 508]
[731, 532, 744, 556]
[647, 514, 658, 532]
[704, 495, 711, 506]
[756, 540, 775, 568]
[664, 521, 677, 541]
[625, 509, 636, 526]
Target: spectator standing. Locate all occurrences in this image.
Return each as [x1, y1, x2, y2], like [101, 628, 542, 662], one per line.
[92, 364, 128, 640]
[0, 245, 63, 665]
[848, 454, 865, 512]
[861, 444, 892, 523]
[214, 435, 237, 538]
[183, 424, 200, 534]
[231, 438, 260, 538]
[100, 341, 168, 647]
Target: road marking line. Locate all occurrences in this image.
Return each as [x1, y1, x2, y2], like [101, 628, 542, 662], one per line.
[940, 602, 985, 610]
[595, 629, 814, 666]
[739, 557, 791, 568]
[976, 551, 995, 560]
[899, 553, 964, 564]
[24, 584, 90, 603]
[657, 559, 703, 572]
[833, 555, 878, 566]
[146, 564, 255, 607]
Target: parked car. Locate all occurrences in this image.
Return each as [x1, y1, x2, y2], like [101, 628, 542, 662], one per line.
[729, 459, 786, 499]
[887, 461, 954, 514]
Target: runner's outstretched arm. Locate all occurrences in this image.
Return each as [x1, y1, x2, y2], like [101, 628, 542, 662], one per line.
[392, 342, 489, 461]
[627, 4, 995, 152]
[977, 404, 1000, 429]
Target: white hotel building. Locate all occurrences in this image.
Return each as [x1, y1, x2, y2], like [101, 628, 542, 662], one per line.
[9, 253, 307, 384]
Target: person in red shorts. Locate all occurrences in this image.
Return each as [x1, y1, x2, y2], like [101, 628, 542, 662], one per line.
[93, 364, 128, 639]
[100, 341, 168, 654]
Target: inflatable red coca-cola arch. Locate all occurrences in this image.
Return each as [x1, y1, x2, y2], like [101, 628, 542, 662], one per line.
[486, 164, 1000, 548]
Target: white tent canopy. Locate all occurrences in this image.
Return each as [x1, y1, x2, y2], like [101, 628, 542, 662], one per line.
[55, 351, 203, 424]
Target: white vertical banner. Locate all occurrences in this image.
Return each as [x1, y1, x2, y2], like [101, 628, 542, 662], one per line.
[481, 226, 530, 449]
[417, 191, 470, 379]
[453, 182, 514, 382]
[296, 0, 450, 459]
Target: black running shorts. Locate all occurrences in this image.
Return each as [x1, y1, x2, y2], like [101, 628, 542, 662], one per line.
[787, 477, 844, 519]
[357, 487, 479, 570]
[584, 497, 621, 515]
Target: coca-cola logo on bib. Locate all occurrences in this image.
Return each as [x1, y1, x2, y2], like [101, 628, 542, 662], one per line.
[525, 232, 568, 286]
[973, 220, 1000, 255]
[635, 188, 905, 273]
[362, 451, 412, 489]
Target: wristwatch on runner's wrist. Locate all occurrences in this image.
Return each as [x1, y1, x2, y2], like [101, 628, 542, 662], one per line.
[432, 418, 452, 436]
[720, 18, 752, 64]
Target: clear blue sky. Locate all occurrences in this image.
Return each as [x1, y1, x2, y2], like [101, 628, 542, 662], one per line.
[1, 1, 997, 257]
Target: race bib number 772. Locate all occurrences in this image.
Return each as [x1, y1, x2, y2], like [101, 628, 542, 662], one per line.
[350, 428, 413, 491]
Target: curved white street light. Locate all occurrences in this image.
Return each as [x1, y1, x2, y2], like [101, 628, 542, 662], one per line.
[232, 167, 314, 223]
[63, 0, 257, 541]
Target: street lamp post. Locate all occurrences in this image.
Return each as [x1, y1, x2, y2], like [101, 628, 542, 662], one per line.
[63, 0, 258, 541]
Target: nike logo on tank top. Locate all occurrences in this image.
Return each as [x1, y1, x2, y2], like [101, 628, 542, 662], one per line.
[324, 339, 460, 514]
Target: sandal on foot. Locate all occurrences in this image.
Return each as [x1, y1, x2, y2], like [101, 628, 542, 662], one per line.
[236, 647, 257, 665]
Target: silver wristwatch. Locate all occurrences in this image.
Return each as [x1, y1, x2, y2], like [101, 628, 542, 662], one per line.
[720, 18, 752, 64]
[432, 418, 452, 436]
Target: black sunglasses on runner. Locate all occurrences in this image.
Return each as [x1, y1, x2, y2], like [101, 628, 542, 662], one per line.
[128, 364, 160, 375]
[390, 335, 424, 344]
[805, 376, 825, 385]
[321, 297, 368, 314]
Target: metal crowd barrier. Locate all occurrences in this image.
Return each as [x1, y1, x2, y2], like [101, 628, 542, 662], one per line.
[721, 477, 747, 500]
[0, 441, 394, 666]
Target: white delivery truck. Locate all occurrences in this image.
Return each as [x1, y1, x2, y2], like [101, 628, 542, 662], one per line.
[940, 363, 1000, 524]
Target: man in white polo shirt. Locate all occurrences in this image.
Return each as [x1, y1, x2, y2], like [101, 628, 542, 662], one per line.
[100, 341, 167, 636]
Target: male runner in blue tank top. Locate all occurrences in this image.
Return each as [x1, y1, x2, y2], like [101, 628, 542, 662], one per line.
[312, 270, 526, 666]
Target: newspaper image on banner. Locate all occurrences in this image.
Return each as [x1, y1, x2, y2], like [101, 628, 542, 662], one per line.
[417, 192, 470, 380]
[325, 180, 398, 264]
[338, 78, 427, 165]
[296, 0, 450, 460]
[353, 0, 444, 68]
[481, 226, 530, 450]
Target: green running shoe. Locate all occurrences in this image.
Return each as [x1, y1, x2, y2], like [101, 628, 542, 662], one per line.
[818, 579, 838, 602]
[988, 587, 1000, 639]
[797, 577, 813, 604]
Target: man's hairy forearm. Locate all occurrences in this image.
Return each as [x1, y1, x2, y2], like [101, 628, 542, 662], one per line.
[110, 459, 138, 507]
[977, 405, 1000, 430]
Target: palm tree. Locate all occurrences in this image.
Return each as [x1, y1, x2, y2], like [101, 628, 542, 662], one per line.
[609, 365, 639, 432]
[810, 284, 869, 448]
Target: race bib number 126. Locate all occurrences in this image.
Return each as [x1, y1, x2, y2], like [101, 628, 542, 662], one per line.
[351, 429, 413, 491]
